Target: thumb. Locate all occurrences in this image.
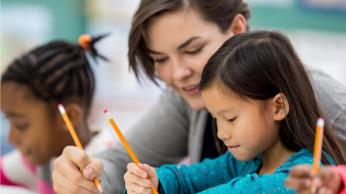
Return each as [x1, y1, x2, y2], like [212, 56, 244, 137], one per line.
[82, 159, 104, 181]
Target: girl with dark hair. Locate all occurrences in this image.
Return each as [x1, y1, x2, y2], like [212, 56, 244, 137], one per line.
[124, 30, 345, 193]
[52, 1, 346, 193]
[0, 35, 112, 194]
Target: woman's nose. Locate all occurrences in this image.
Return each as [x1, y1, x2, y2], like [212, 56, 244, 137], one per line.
[172, 60, 192, 81]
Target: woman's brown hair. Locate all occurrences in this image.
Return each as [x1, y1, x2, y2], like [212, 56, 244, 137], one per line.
[128, 0, 250, 84]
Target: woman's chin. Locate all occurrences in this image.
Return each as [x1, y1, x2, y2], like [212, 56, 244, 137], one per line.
[188, 99, 206, 110]
[182, 95, 206, 110]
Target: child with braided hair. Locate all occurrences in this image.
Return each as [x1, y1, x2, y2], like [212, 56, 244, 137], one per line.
[0, 34, 112, 194]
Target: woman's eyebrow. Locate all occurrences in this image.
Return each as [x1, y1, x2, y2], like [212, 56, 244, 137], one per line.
[148, 49, 163, 55]
[177, 36, 202, 50]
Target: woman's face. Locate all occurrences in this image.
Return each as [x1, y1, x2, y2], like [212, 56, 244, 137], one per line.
[146, 8, 236, 109]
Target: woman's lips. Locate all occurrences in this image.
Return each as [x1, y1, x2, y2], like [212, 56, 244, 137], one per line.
[182, 85, 200, 96]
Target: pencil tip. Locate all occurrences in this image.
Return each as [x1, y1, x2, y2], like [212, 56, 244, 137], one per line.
[103, 109, 108, 114]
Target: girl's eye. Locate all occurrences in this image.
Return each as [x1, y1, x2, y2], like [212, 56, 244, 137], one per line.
[227, 117, 238, 122]
[185, 47, 203, 55]
[15, 122, 29, 131]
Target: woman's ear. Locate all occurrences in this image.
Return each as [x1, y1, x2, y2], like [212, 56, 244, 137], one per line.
[227, 14, 247, 36]
[58, 103, 84, 131]
[272, 93, 289, 121]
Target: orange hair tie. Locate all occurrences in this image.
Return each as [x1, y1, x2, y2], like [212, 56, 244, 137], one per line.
[79, 34, 91, 50]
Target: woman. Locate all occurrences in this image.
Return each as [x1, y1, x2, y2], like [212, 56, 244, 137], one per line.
[52, 1, 346, 193]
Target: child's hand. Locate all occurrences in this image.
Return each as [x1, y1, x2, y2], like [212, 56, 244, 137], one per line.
[124, 162, 159, 194]
[285, 164, 341, 194]
[52, 146, 103, 194]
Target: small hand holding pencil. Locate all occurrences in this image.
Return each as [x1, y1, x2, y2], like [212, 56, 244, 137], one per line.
[58, 104, 103, 193]
[285, 118, 344, 194]
[104, 109, 159, 194]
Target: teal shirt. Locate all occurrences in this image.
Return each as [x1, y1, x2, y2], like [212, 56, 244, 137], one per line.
[157, 149, 315, 194]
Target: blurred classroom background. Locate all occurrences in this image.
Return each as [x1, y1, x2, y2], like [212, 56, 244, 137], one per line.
[1, 0, 346, 156]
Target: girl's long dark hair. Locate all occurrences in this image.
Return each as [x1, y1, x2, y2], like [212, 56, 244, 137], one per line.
[200, 30, 346, 164]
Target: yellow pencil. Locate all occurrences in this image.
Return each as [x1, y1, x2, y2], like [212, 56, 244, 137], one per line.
[104, 109, 159, 194]
[58, 104, 102, 193]
[311, 117, 324, 194]
[312, 117, 324, 175]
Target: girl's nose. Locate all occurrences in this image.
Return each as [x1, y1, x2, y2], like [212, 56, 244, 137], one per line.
[8, 127, 20, 146]
[217, 128, 231, 141]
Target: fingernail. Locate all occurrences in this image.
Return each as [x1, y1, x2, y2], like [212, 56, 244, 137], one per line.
[142, 172, 147, 178]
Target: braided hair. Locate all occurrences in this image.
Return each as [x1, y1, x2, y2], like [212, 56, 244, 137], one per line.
[1, 34, 107, 114]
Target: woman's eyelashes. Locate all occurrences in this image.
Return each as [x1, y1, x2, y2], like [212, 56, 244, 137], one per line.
[152, 45, 205, 65]
[153, 57, 168, 65]
[184, 46, 203, 55]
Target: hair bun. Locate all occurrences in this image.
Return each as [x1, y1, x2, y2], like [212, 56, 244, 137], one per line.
[79, 34, 91, 50]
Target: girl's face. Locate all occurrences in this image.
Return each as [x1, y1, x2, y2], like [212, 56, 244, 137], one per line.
[201, 83, 281, 161]
[1, 82, 70, 164]
[146, 8, 236, 110]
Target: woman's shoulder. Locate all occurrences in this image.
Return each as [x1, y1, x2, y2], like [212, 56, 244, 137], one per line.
[160, 88, 190, 107]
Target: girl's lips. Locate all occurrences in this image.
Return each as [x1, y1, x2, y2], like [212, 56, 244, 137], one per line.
[227, 145, 240, 149]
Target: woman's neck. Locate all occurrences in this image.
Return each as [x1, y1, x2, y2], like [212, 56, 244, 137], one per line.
[258, 140, 295, 175]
